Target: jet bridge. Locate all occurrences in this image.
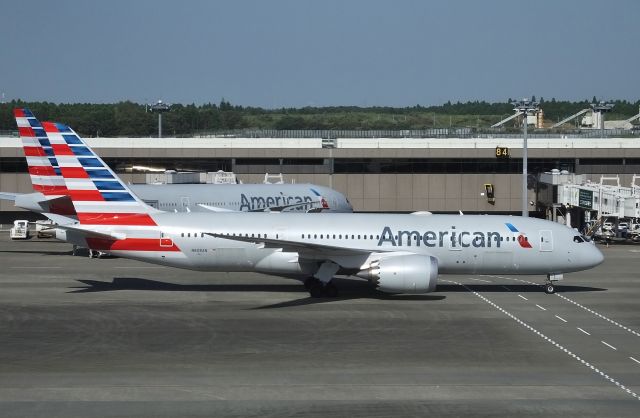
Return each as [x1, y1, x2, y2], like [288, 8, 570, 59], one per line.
[540, 171, 640, 230]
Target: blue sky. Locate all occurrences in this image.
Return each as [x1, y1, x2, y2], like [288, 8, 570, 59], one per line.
[1, 0, 638, 107]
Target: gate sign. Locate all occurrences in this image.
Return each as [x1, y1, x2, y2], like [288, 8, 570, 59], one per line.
[578, 189, 593, 209]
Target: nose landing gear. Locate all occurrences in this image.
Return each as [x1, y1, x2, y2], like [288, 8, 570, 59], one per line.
[545, 282, 555, 294]
[545, 273, 563, 294]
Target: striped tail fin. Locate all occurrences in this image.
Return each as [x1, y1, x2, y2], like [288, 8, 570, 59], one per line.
[42, 121, 161, 226]
[14, 108, 67, 196]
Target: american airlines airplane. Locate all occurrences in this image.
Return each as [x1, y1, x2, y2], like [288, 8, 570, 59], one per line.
[13, 109, 604, 297]
[2, 183, 352, 216]
[3, 110, 352, 216]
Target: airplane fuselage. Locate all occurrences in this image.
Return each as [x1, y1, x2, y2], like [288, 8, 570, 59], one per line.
[75, 213, 603, 280]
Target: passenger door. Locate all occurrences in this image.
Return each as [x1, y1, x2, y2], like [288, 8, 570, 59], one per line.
[539, 230, 553, 252]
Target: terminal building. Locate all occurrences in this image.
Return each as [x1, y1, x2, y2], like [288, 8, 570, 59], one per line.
[1, 131, 640, 221]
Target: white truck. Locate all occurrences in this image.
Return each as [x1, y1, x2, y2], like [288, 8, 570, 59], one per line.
[9, 220, 30, 239]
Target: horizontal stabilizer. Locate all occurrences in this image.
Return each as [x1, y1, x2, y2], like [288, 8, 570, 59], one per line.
[49, 223, 126, 241]
[0, 192, 20, 201]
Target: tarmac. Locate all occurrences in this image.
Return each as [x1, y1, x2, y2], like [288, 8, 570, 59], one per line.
[0, 235, 639, 417]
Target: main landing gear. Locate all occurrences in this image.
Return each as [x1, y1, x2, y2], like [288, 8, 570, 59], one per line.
[305, 278, 339, 298]
[306, 260, 341, 298]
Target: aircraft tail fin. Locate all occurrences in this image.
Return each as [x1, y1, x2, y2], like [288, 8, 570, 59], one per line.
[42, 120, 161, 226]
[14, 108, 68, 195]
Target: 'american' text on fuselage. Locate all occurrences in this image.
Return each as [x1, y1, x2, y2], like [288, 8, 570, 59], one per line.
[378, 226, 504, 248]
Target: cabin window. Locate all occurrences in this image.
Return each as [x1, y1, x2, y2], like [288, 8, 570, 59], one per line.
[181, 233, 184, 237]
[573, 236, 584, 243]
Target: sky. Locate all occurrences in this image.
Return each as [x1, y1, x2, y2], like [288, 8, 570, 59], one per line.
[1, 0, 639, 107]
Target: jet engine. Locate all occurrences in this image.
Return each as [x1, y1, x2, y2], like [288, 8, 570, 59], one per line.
[358, 254, 438, 294]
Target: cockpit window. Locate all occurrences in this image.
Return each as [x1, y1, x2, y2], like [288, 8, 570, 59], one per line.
[573, 235, 584, 243]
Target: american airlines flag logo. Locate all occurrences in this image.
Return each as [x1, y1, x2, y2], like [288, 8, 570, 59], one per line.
[505, 223, 532, 248]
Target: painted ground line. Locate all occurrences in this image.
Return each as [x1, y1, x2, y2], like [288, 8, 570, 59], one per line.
[10, 266, 62, 269]
[555, 315, 568, 323]
[601, 341, 617, 351]
[468, 278, 492, 283]
[487, 275, 640, 338]
[518, 294, 528, 301]
[536, 304, 547, 311]
[630, 357, 640, 365]
[556, 293, 640, 338]
[577, 327, 591, 336]
[442, 279, 640, 402]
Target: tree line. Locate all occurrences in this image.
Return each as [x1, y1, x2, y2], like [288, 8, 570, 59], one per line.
[0, 98, 638, 137]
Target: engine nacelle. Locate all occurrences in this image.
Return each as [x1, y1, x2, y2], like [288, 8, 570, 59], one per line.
[359, 254, 438, 294]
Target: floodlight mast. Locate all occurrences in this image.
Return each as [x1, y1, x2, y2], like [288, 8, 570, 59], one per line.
[512, 98, 539, 217]
[148, 100, 171, 138]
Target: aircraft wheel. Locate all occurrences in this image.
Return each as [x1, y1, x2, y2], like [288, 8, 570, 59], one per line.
[309, 282, 325, 298]
[304, 278, 319, 290]
[545, 283, 555, 294]
[324, 282, 339, 298]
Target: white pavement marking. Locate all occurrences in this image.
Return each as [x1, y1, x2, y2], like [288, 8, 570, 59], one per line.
[487, 275, 640, 338]
[536, 304, 547, 311]
[601, 341, 617, 351]
[630, 357, 640, 365]
[468, 278, 492, 283]
[518, 294, 528, 301]
[443, 279, 640, 402]
[10, 266, 61, 269]
[556, 293, 640, 338]
[577, 327, 591, 336]
[555, 315, 568, 323]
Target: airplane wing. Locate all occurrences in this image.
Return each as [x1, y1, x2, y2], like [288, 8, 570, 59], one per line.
[204, 232, 374, 255]
[0, 192, 20, 201]
[202, 232, 412, 271]
[197, 204, 235, 212]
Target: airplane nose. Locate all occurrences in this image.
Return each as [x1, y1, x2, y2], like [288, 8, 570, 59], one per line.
[589, 245, 605, 268]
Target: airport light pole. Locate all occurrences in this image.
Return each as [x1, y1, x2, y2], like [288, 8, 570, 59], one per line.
[148, 100, 171, 138]
[512, 98, 539, 217]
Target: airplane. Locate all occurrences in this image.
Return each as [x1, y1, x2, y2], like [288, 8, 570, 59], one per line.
[3, 109, 352, 217]
[14, 109, 604, 297]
